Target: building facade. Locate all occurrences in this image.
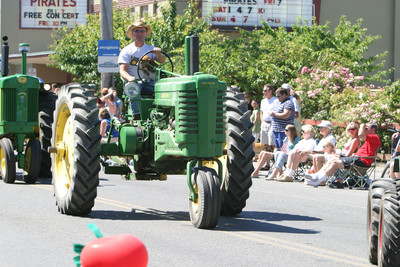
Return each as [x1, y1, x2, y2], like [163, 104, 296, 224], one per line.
[0, 0, 399, 83]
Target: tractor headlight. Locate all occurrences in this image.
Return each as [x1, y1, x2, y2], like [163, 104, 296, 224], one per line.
[124, 82, 141, 99]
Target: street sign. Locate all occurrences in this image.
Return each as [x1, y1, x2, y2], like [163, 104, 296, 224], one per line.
[98, 40, 120, 73]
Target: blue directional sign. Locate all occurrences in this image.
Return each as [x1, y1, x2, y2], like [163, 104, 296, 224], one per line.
[98, 40, 120, 73]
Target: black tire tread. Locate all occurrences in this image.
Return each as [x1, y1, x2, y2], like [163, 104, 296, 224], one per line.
[379, 191, 400, 266]
[0, 138, 16, 184]
[221, 87, 254, 216]
[52, 83, 100, 216]
[189, 167, 221, 229]
[367, 178, 398, 264]
[38, 91, 57, 178]
[23, 139, 42, 184]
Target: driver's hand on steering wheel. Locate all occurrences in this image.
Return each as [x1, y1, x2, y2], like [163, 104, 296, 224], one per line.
[128, 76, 137, 83]
[153, 47, 165, 62]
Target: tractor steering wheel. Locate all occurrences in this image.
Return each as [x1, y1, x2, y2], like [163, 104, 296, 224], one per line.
[137, 50, 174, 87]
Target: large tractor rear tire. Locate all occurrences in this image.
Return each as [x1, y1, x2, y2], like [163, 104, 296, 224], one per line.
[0, 138, 16, 184]
[51, 83, 101, 216]
[367, 178, 397, 264]
[38, 91, 57, 178]
[23, 139, 42, 184]
[220, 87, 254, 216]
[189, 167, 221, 229]
[378, 191, 400, 266]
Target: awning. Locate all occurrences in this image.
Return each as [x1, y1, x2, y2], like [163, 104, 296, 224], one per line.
[7, 51, 55, 65]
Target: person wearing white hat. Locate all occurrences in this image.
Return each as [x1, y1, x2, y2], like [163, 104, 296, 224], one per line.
[305, 123, 381, 187]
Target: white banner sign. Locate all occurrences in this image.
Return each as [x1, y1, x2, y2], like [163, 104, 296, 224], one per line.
[20, 0, 87, 29]
[202, 0, 314, 28]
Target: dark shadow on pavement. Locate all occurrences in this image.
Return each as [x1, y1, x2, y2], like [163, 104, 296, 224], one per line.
[217, 211, 321, 234]
[88, 209, 319, 234]
[88, 209, 190, 222]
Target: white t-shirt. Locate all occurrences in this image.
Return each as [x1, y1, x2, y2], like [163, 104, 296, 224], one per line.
[315, 133, 336, 151]
[290, 95, 301, 115]
[118, 43, 156, 80]
[260, 96, 277, 122]
[295, 138, 317, 152]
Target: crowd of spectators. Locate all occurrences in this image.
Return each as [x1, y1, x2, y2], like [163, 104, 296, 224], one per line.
[246, 83, 382, 188]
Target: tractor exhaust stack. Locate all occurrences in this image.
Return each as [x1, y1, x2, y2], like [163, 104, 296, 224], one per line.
[1, 36, 9, 77]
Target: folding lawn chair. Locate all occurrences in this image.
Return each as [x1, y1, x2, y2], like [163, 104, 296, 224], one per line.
[334, 153, 379, 189]
[293, 160, 312, 181]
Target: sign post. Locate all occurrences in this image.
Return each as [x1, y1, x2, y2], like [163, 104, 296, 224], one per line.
[100, 0, 114, 89]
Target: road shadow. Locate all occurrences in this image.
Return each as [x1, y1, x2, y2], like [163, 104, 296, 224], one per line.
[88, 209, 190, 222]
[88, 208, 319, 234]
[1, 173, 52, 185]
[216, 211, 321, 234]
[35, 177, 52, 185]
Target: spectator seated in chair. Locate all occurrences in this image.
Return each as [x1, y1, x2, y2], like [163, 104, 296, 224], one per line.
[304, 123, 381, 187]
[313, 122, 360, 173]
[276, 124, 317, 182]
[307, 120, 336, 170]
[251, 124, 299, 179]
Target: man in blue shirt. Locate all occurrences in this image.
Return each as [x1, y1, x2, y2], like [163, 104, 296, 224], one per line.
[269, 87, 295, 149]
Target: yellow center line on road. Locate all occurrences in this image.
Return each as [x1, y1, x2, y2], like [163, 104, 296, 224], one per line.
[33, 184, 370, 266]
[223, 231, 370, 267]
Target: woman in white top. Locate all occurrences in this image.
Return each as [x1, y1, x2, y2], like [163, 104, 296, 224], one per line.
[276, 124, 317, 182]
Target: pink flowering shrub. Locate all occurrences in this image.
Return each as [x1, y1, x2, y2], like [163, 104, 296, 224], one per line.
[330, 86, 396, 125]
[294, 63, 399, 152]
[294, 63, 367, 120]
[294, 63, 396, 124]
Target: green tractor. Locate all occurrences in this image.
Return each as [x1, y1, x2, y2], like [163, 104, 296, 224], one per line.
[0, 36, 56, 184]
[49, 36, 254, 229]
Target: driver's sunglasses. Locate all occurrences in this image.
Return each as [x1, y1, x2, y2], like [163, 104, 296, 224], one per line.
[133, 29, 147, 33]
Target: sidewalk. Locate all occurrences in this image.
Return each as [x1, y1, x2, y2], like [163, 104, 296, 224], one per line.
[254, 161, 388, 181]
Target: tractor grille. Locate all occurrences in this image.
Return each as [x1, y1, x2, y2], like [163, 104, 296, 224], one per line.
[28, 89, 38, 122]
[2, 88, 16, 121]
[1, 88, 38, 122]
[177, 90, 198, 134]
[216, 89, 226, 135]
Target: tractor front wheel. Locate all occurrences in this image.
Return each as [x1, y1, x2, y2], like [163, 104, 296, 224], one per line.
[0, 138, 16, 184]
[189, 167, 221, 229]
[51, 83, 101, 215]
[23, 138, 42, 184]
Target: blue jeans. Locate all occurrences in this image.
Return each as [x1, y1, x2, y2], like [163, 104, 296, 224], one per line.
[130, 81, 154, 115]
[273, 131, 286, 149]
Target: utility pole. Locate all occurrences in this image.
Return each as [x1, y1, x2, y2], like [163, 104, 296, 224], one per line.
[100, 0, 113, 89]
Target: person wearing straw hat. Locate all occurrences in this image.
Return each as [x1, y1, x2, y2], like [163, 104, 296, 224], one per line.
[119, 19, 165, 117]
[118, 19, 165, 93]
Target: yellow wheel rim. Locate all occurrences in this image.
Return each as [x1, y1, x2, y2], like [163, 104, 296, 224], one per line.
[203, 143, 228, 181]
[24, 145, 31, 174]
[0, 147, 6, 177]
[191, 183, 199, 214]
[54, 103, 74, 197]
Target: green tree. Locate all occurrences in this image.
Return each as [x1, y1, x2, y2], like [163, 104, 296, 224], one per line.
[49, 3, 390, 99]
[49, 0, 208, 91]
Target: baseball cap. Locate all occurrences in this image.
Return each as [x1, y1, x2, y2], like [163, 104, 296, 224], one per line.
[317, 120, 333, 130]
[281, 83, 291, 90]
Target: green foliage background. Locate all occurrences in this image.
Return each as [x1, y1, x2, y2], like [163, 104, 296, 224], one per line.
[48, 0, 400, 151]
[49, 0, 389, 94]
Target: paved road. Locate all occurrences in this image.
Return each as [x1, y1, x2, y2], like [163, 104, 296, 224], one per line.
[0, 164, 381, 266]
